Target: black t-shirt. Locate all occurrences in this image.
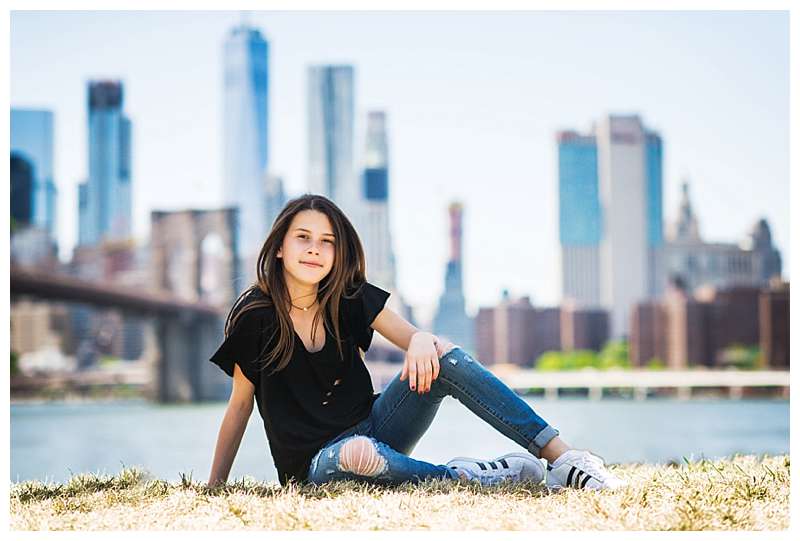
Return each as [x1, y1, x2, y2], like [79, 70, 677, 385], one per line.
[209, 280, 391, 486]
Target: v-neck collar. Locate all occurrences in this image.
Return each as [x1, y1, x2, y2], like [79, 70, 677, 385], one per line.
[293, 327, 327, 355]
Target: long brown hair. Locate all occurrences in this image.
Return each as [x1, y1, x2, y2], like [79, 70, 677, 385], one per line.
[223, 193, 367, 376]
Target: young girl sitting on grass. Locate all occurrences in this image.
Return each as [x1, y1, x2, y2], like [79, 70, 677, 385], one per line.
[207, 194, 626, 490]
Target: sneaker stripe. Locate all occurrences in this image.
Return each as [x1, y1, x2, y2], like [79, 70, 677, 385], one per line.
[489, 462, 498, 470]
[566, 466, 576, 487]
[499, 458, 509, 469]
[476, 462, 487, 471]
[574, 470, 584, 488]
[580, 473, 593, 488]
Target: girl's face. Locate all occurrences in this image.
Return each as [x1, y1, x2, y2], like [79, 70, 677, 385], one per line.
[277, 210, 336, 288]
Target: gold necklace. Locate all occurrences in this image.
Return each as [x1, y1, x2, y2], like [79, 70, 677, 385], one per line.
[290, 296, 317, 312]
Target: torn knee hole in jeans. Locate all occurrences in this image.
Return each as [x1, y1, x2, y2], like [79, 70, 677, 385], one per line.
[439, 345, 460, 364]
[338, 436, 387, 477]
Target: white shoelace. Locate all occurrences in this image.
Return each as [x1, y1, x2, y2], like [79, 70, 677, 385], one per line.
[477, 472, 515, 484]
[569, 452, 611, 481]
[457, 466, 516, 484]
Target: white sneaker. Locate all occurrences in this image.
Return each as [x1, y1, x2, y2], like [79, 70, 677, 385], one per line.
[446, 452, 545, 485]
[545, 449, 628, 491]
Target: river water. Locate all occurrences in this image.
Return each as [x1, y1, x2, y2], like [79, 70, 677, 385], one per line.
[10, 397, 789, 485]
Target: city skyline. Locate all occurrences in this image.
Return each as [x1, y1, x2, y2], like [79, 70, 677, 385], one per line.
[222, 23, 271, 266]
[10, 11, 789, 323]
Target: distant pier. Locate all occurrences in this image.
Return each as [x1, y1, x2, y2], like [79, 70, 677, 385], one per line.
[366, 362, 790, 400]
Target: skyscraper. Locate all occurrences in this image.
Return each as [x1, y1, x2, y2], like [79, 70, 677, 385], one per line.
[597, 115, 663, 338]
[557, 130, 601, 307]
[558, 114, 664, 339]
[433, 202, 473, 353]
[223, 22, 269, 274]
[263, 171, 287, 233]
[307, 65, 357, 218]
[10, 155, 35, 227]
[78, 81, 132, 246]
[644, 129, 665, 297]
[361, 111, 397, 290]
[10, 109, 57, 238]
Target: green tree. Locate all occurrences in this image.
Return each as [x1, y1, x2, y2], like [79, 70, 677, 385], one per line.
[598, 340, 630, 370]
[646, 357, 665, 370]
[569, 349, 598, 370]
[536, 351, 563, 371]
[11, 350, 20, 376]
[99, 355, 121, 366]
[536, 350, 600, 371]
[720, 344, 760, 370]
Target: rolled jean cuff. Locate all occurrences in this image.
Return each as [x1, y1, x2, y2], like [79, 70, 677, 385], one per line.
[527, 425, 559, 458]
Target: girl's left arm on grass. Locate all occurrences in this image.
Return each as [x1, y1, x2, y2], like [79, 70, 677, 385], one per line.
[370, 306, 456, 394]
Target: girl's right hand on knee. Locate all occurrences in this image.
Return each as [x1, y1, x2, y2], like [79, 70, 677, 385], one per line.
[401, 332, 440, 394]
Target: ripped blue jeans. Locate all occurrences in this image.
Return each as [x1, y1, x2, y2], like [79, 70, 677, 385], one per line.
[306, 347, 559, 485]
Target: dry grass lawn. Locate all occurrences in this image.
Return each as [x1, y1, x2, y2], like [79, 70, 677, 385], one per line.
[10, 454, 789, 530]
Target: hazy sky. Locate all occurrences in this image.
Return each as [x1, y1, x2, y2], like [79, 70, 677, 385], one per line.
[10, 10, 789, 324]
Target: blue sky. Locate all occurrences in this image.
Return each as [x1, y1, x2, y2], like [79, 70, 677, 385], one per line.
[10, 10, 789, 323]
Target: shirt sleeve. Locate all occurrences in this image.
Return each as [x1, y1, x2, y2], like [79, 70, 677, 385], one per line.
[208, 308, 266, 387]
[344, 281, 391, 352]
